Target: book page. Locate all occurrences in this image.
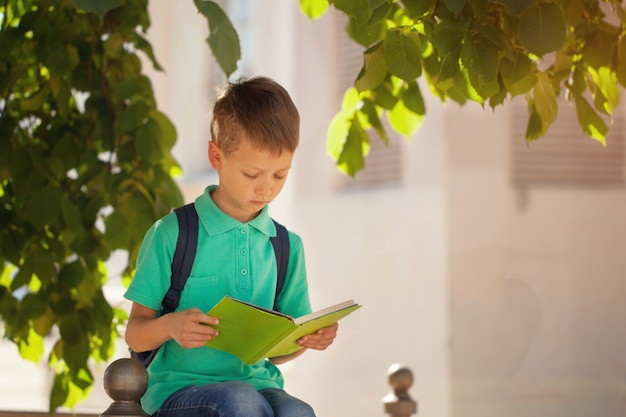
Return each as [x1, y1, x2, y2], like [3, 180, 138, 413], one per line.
[266, 303, 362, 358]
[294, 299, 357, 324]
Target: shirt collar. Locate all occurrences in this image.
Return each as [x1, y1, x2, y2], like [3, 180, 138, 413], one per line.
[194, 185, 276, 237]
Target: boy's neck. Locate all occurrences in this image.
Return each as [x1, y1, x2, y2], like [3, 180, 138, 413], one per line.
[210, 186, 261, 223]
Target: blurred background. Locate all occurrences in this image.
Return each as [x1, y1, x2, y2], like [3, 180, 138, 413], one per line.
[1, 2, 626, 417]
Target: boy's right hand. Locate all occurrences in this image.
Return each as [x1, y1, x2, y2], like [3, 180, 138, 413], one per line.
[168, 308, 220, 349]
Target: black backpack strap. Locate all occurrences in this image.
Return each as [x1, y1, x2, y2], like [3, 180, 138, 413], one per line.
[161, 203, 199, 314]
[270, 219, 290, 306]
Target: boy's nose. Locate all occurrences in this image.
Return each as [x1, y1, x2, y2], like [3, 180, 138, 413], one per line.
[255, 182, 272, 197]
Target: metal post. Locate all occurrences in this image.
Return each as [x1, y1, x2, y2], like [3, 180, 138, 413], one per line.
[383, 363, 417, 417]
[100, 358, 149, 417]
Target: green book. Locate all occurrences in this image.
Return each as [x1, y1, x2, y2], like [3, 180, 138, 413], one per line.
[205, 296, 362, 364]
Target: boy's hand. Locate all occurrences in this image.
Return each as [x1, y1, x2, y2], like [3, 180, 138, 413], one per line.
[169, 308, 220, 349]
[297, 322, 339, 351]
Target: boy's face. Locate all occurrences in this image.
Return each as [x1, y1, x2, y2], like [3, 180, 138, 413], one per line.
[208, 138, 294, 223]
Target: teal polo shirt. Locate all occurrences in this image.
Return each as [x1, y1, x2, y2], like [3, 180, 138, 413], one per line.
[124, 185, 312, 414]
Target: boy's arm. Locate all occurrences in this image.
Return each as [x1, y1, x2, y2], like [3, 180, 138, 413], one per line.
[268, 322, 339, 365]
[125, 302, 220, 352]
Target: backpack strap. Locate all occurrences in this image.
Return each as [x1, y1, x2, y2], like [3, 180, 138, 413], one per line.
[162, 205, 287, 312]
[161, 202, 199, 314]
[270, 219, 290, 306]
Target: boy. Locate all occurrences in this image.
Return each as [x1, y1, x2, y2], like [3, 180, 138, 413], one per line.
[124, 76, 338, 417]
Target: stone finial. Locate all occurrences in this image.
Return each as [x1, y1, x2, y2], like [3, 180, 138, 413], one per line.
[100, 358, 149, 417]
[383, 363, 417, 417]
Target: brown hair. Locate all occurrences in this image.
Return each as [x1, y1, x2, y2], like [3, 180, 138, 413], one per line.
[210, 76, 300, 156]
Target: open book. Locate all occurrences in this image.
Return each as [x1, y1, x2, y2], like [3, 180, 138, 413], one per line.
[204, 296, 361, 364]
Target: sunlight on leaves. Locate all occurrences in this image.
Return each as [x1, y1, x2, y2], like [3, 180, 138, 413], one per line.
[388, 96, 423, 138]
[574, 95, 608, 145]
[18, 327, 44, 364]
[299, 0, 330, 19]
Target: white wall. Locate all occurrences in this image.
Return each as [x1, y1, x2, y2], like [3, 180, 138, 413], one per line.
[444, 100, 626, 417]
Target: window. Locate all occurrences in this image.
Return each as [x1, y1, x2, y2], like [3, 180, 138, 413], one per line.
[510, 96, 625, 187]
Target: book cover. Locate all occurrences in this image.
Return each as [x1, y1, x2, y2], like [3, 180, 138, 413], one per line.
[205, 296, 361, 364]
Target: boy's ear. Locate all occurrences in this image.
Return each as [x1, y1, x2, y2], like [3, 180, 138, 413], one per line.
[208, 141, 222, 169]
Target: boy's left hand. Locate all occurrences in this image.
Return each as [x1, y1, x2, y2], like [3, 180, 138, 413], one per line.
[297, 322, 339, 351]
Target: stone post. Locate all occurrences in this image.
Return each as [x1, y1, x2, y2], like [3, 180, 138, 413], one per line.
[100, 358, 149, 417]
[383, 363, 417, 417]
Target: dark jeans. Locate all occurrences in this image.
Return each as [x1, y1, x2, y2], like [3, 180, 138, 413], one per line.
[153, 381, 316, 417]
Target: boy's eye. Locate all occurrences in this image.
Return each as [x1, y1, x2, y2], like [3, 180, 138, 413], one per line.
[243, 172, 258, 179]
[274, 174, 286, 180]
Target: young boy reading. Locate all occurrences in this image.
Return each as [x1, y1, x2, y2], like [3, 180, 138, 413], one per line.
[124, 76, 338, 417]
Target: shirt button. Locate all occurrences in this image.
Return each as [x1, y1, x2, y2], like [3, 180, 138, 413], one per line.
[240, 248, 248, 255]
[240, 228, 248, 234]
[240, 268, 248, 275]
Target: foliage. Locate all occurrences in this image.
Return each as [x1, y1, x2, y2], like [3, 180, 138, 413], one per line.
[0, 0, 184, 411]
[300, 0, 626, 176]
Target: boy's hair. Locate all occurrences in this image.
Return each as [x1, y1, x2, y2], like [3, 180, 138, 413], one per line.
[210, 76, 300, 156]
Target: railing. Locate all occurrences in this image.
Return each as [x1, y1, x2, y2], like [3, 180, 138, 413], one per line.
[99, 358, 417, 417]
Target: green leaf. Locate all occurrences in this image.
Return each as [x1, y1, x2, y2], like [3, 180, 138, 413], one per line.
[134, 33, 164, 72]
[300, 0, 330, 19]
[468, 0, 490, 15]
[59, 261, 85, 290]
[71, 0, 123, 20]
[334, 0, 371, 26]
[574, 95, 608, 145]
[388, 92, 423, 137]
[355, 42, 388, 91]
[327, 112, 353, 162]
[150, 110, 178, 150]
[497, 0, 533, 16]
[450, 68, 481, 104]
[117, 101, 150, 132]
[589, 66, 618, 115]
[430, 20, 467, 56]
[368, 0, 393, 26]
[23, 185, 63, 229]
[59, 313, 85, 345]
[17, 327, 44, 363]
[337, 119, 369, 176]
[442, 0, 467, 16]
[50, 372, 69, 413]
[385, 27, 422, 82]
[21, 293, 48, 320]
[500, 54, 537, 97]
[489, 83, 508, 108]
[371, 78, 400, 109]
[460, 33, 500, 99]
[581, 26, 617, 69]
[401, 0, 436, 17]
[525, 105, 544, 140]
[33, 248, 56, 285]
[531, 71, 558, 130]
[517, 3, 566, 57]
[346, 16, 387, 47]
[402, 81, 426, 115]
[136, 119, 165, 164]
[62, 199, 84, 235]
[194, 0, 241, 77]
[19, 87, 49, 112]
[360, 99, 389, 143]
